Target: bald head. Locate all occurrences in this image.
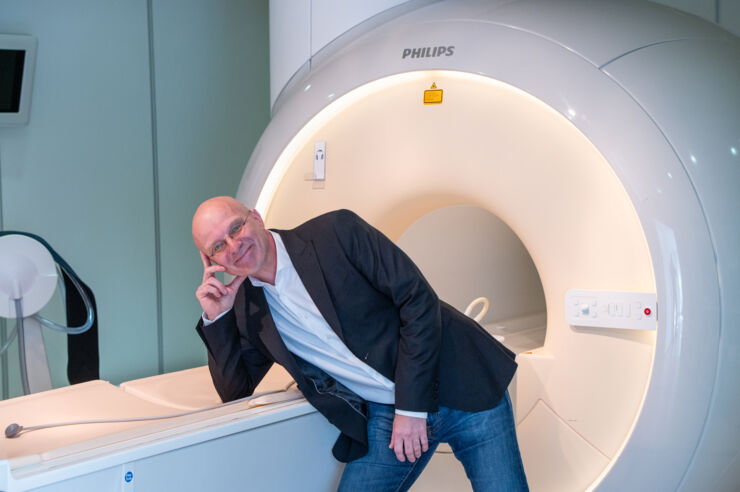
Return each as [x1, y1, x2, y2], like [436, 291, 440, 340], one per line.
[192, 196, 250, 250]
[191, 196, 274, 279]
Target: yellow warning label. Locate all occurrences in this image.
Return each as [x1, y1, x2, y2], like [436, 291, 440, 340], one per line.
[423, 82, 443, 104]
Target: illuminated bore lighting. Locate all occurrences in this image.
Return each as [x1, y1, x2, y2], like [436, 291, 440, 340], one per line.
[256, 70, 578, 214]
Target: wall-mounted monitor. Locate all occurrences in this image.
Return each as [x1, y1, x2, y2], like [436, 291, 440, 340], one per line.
[0, 34, 37, 127]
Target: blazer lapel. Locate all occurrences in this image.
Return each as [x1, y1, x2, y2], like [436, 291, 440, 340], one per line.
[277, 229, 345, 341]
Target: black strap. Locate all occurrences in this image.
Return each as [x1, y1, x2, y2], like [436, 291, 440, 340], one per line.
[0, 231, 99, 383]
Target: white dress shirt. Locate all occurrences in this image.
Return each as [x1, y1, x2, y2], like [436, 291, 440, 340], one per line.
[204, 231, 426, 418]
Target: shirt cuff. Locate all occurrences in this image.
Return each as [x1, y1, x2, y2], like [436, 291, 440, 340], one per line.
[394, 409, 428, 419]
[202, 309, 232, 326]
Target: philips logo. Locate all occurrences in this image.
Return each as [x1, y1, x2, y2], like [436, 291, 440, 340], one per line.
[402, 46, 455, 59]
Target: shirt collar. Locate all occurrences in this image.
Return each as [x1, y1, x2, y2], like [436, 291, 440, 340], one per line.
[249, 230, 289, 288]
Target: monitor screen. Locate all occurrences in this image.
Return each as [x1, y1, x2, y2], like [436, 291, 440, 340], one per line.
[0, 49, 26, 113]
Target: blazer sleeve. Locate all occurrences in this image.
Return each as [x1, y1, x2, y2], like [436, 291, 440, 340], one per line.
[195, 303, 274, 403]
[331, 210, 441, 413]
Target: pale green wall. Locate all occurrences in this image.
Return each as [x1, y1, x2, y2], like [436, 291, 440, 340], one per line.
[151, 0, 270, 373]
[0, 0, 270, 399]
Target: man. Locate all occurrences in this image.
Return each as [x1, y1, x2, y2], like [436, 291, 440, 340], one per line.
[192, 196, 528, 491]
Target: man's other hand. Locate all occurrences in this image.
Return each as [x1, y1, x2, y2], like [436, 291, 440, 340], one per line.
[389, 413, 429, 462]
[196, 252, 247, 321]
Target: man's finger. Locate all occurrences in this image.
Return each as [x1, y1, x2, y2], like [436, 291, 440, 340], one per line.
[412, 439, 422, 458]
[390, 434, 405, 462]
[197, 284, 223, 299]
[205, 277, 228, 295]
[394, 440, 406, 462]
[203, 264, 225, 280]
[200, 251, 211, 269]
[228, 275, 248, 290]
[404, 438, 417, 462]
[420, 431, 429, 453]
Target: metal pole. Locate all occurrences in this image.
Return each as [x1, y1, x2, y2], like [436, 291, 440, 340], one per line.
[14, 299, 30, 395]
[1, 318, 7, 400]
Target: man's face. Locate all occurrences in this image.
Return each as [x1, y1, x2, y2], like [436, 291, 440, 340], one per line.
[193, 201, 271, 277]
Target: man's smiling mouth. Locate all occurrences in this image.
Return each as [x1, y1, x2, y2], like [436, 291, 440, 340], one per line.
[236, 244, 252, 264]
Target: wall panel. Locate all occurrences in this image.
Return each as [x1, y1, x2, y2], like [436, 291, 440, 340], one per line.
[719, 0, 740, 36]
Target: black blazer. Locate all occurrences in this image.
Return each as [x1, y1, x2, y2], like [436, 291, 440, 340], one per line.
[196, 209, 517, 461]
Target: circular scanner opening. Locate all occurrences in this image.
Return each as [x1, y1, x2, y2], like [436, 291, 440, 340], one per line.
[248, 70, 657, 491]
[397, 205, 547, 356]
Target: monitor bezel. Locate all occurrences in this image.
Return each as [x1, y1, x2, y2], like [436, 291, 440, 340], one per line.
[0, 34, 37, 127]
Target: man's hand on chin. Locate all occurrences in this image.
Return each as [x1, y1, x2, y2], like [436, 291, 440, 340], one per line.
[389, 413, 429, 462]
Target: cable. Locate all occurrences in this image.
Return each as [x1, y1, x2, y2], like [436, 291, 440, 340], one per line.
[32, 265, 94, 335]
[5, 382, 302, 439]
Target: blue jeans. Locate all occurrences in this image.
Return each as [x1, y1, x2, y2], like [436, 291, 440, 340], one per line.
[338, 392, 528, 492]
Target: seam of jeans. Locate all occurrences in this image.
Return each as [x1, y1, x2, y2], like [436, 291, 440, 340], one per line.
[393, 456, 425, 492]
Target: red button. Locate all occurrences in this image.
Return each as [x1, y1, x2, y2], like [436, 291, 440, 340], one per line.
[644, 307, 652, 316]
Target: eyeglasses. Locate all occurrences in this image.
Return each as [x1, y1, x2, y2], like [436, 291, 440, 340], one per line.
[207, 211, 251, 258]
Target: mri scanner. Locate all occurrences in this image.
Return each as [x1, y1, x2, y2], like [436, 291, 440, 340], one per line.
[1, 0, 739, 490]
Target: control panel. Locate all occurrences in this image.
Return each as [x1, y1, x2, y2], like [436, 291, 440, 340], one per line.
[565, 289, 657, 330]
